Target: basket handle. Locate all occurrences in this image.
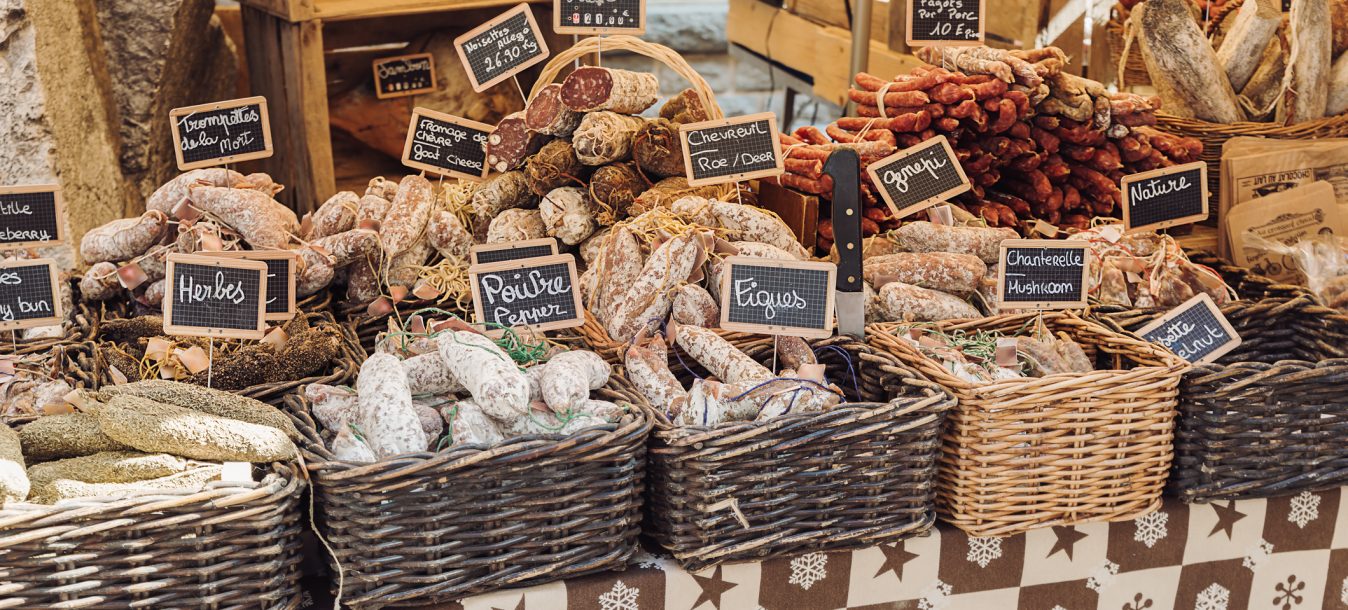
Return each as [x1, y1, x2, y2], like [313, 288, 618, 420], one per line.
[528, 36, 724, 121]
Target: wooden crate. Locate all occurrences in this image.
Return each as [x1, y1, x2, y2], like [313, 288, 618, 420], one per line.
[238, 0, 569, 213]
[783, 0, 891, 45]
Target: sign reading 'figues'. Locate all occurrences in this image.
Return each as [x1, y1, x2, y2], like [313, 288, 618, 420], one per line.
[680, 113, 784, 187]
[0, 259, 62, 331]
[867, 136, 971, 219]
[1137, 293, 1241, 364]
[996, 240, 1089, 309]
[469, 254, 584, 331]
[169, 96, 272, 171]
[163, 254, 268, 340]
[719, 257, 836, 339]
[0, 185, 64, 248]
[402, 107, 493, 181]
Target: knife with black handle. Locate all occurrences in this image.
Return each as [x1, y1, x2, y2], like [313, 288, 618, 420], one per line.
[824, 148, 864, 339]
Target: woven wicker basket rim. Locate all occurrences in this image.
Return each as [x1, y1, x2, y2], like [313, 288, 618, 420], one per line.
[528, 35, 724, 120]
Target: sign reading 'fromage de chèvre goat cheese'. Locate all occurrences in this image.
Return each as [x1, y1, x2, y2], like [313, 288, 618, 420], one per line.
[867, 135, 971, 219]
[1136, 293, 1242, 364]
[0, 259, 62, 331]
[169, 96, 272, 171]
[719, 256, 836, 339]
[996, 239, 1090, 310]
[679, 113, 784, 187]
[402, 107, 493, 181]
[469, 254, 584, 331]
[163, 254, 268, 340]
[0, 185, 64, 248]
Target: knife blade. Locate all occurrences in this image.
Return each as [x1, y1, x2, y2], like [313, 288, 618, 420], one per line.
[824, 148, 864, 339]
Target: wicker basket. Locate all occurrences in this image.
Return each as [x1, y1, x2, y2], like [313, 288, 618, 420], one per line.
[90, 311, 363, 407]
[285, 376, 652, 607]
[1094, 256, 1348, 502]
[0, 460, 306, 609]
[645, 335, 953, 571]
[0, 283, 101, 357]
[869, 311, 1185, 537]
[1106, 4, 1151, 87]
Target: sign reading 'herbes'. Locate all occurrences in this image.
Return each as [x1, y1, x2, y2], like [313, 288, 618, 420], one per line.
[719, 256, 836, 339]
[169, 96, 273, 170]
[0, 185, 64, 248]
[401, 107, 493, 181]
[996, 240, 1090, 310]
[469, 254, 584, 332]
[679, 113, 784, 187]
[454, 3, 550, 92]
[866, 136, 971, 219]
[163, 254, 268, 340]
[215, 250, 297, 321]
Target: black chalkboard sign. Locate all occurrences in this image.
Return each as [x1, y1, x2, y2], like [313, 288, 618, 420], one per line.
[1122, 161, 1209, 233]
[373, 53, 437, 100]
[554, 0, 646, 34]
[0, 259, 62, 331]
[216, 250, 297, 321]
[402, 107, 493, 181]
[1137, 293, 1241, 364]
[0, 185, 64, 248]
[169, 96, 273, 170]
[163, 254, 268, 339]
[906, 0, 985, 45]
[454, 3, 550, 92]
[867, 135, 971, 219]
[470, 238, 559, 266]
[469, 254, 584, 331]
[680, 112, 784, 187]
[718, 256, 836, 339]
[996, 239, 1090, 310]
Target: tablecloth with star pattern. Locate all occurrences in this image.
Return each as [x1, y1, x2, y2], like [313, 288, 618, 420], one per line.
[311, 487, 1348, 610]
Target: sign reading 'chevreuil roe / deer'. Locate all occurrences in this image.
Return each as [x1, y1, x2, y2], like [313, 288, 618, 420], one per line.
[719, 256, 837, 339]
[1137, 293, 1242, 364]
[867, 135, 971, 219]
[0, 259, 62, 331]
[679, 113, 784, 187]
[169, 96, 273, 171]
[469, 254, 584, 332]
[163, 254, 268, 340]
[402, 107, 493, 181]
[996, 239, 1090, 310]
[0, 185, 64, 248]
[454, 3, 550, 92]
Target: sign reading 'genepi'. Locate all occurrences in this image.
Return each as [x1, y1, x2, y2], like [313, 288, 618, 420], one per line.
[866, 135, 971, 219]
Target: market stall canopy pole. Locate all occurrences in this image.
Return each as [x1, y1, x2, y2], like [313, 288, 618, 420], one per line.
[848, 0, 873, 116]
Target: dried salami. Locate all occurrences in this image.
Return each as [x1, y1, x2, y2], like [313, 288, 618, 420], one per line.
[526, 83, 583, 137]
[633, 118, 687, 178]
[488, 111, 548, 172]
[561, 67, 659, 114]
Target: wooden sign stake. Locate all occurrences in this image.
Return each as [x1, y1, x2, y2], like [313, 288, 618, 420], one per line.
[207, 337, 214, 389]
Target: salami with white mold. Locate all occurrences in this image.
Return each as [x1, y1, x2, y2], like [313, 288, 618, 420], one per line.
[561, 67, 659, 114]
[488, 111, 548, 172]
[436, 330, 530, 420]
[356, 352, 427, 458]
[526, 83, 583, 136]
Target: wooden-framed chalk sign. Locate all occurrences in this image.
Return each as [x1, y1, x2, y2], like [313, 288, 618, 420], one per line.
[718, 256, 837, 339]
[554, 0, 646, 35]
[454, 3, 550, 92]
[469, 253, 585, 332]
[0, 259, 63, 331]
[996, 239, 1090, 310]
[372, 52, 437, 99]
[1136, 293, 1242, 364]
[214, 250, 297, 321]
[679, 112, 784, 187]
[866, 135, 971, 219]
[905, 0, 986, 46]
[402, 107, 493, 181]
[163, 253, 268, 340]
[1121, 160, 1209, 233]
[169, 96, 273, 171]
[0, 184, 65, 248]
[470, 237, 559, 266]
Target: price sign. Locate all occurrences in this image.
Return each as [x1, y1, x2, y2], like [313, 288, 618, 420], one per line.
[1121, 161, 1208, 233]
[470, 237, 559, 266]
[169, 96, 273, 171]
[718, 256, 836, 339]
[0, 185, 64, 248]
[679, 112, 784, 187]
[906, 0, 985, 46]
[1136, 293, 1241, 364]
[372, 53, 437, 99]
[867, 135, 971, 219]
[401, 107, 493, 181]
[469, 254, 584, 331]
[163, 253, 268, 340]
[454, 3, 550, 92]
[0, 259, 62, 331]
[996, 239, 1090, 310]
[554, 0, 646, 35]
[214, 250, 297, 321]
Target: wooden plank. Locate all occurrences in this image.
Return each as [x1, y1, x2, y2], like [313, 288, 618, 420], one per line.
[786, 0, 851, 28]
